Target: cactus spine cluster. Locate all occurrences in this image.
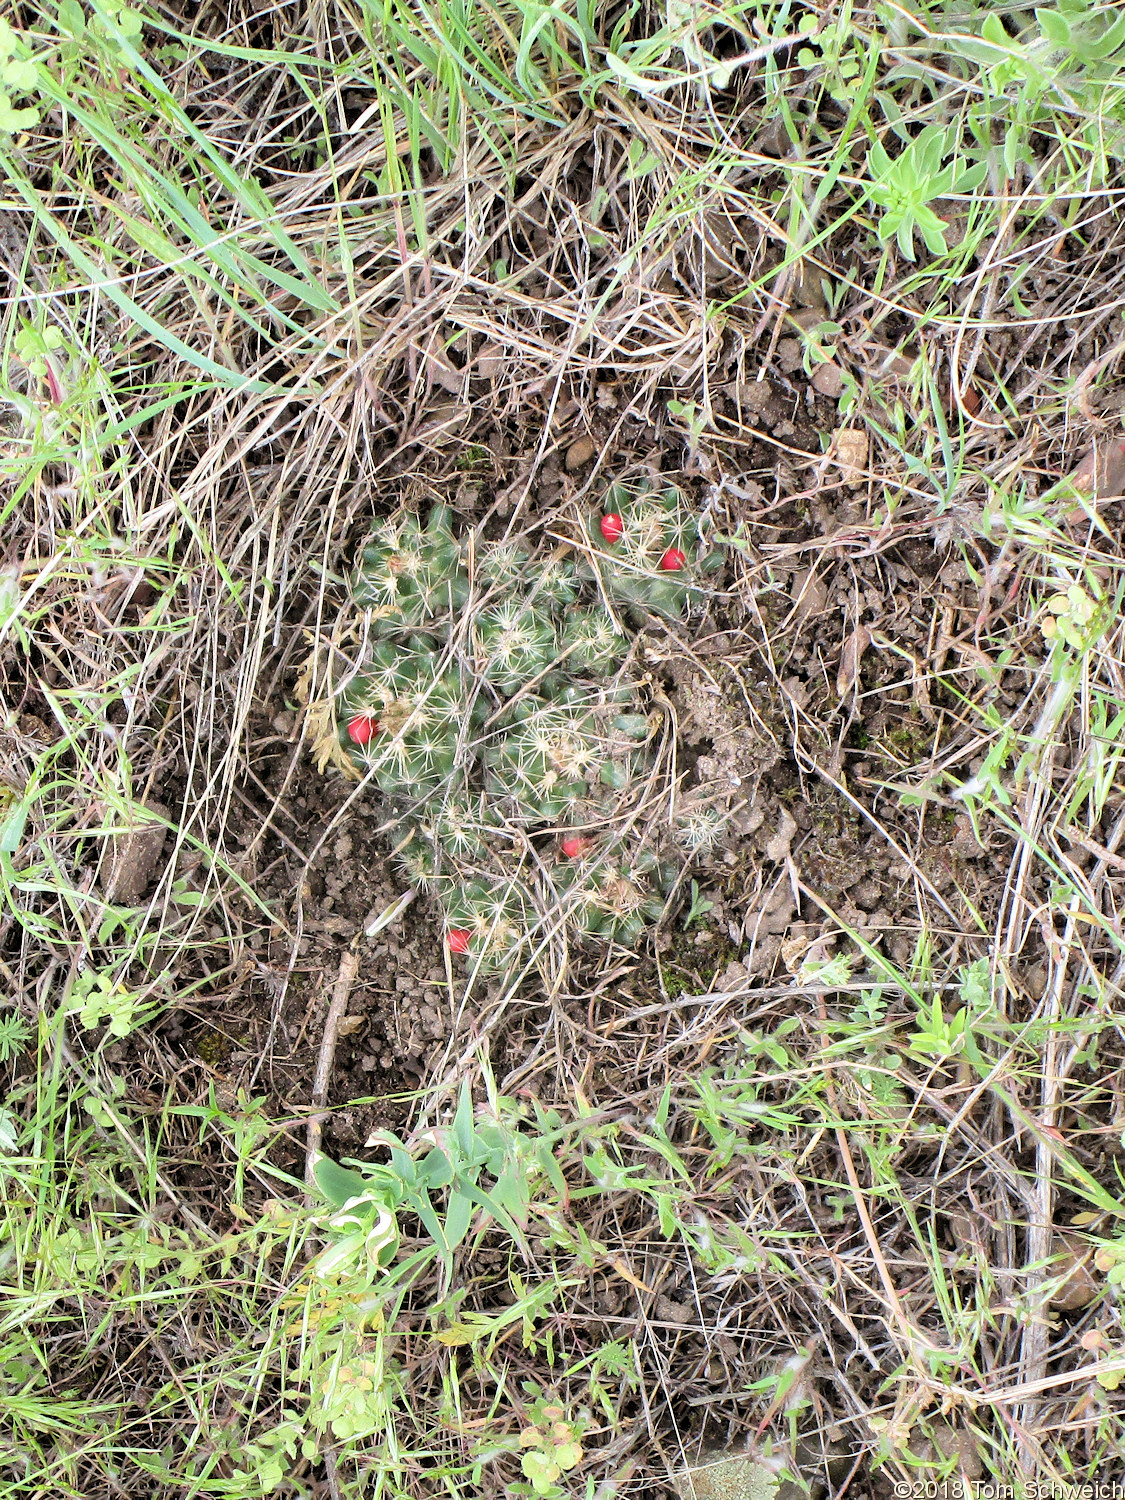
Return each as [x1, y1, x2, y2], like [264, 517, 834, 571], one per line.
[335, 481, 722, 971]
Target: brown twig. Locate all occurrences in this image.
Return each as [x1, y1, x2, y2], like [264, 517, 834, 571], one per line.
[305, 939, 361, 1190]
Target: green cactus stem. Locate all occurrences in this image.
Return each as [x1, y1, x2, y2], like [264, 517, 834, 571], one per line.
[583, 477, 724, 623]
[444, 876, 534, 971]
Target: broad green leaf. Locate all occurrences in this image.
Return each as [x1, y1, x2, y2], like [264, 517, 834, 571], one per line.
[1082, 14, 1125, 59]
[313, 1157, 371, 1209]
[443, 1190, 474, 1250]
[952, 162, 989, 193]
[981, 13, 1010, 46]
[0, 96, 37, 131]
[554, 1440, 583, 1469]
[453, 1077, 476, 1160]
[535, 1140, 569, 1200]
[2, 59, 38, 89]
[419, 1147, 453, 1188]
[1037, 10, 1071, 46]
[0, 798, 28, 853]
[410, 1188, 449, 1254]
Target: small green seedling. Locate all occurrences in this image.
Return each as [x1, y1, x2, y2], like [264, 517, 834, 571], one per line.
[518, 1401, 585, 1496]
[1041, 578, 1105, 650]
[0, 20, 40, 132]
[864, 124, 986, 260]
[907, 959, 994, 1064]
[311, 1082, 571, 1284]
[0, 1011, 30, 1063]
[682, 880, 714, 929]
[71, 970, 143, 1038]
[316, 1357, 386, 1441]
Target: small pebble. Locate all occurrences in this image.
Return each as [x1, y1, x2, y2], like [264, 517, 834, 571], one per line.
[832, 426, 868, 485]
[565, 435, 597, 470]
[811, 361, 846, 397]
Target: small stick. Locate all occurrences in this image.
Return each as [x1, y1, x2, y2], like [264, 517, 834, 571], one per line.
[305, 940, 361, 1190]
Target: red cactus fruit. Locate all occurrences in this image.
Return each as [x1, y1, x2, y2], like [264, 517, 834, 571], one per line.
[658, 546, 686, 571]
[600, 513, 624, 544]
[346, 714, 380, 746]
[447, 929, 472, 953]
[560, 834, 592, 859]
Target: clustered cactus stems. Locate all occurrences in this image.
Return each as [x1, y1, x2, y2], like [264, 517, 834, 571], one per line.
[333, 484, 721, 971]
[586, 478, 724, 623]
[552, 843, 676, 944]
[352, 508, 467, 630]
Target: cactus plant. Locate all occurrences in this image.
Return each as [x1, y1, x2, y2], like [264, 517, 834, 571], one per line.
[476, 599, 557, 694]
[443, 876, 535, 969]
[328, 478, 722, 972]
[674, 804, 728, 855]
[550, 842, 671, 944]
[352, 505, 468, 633]
[584, 477, 723, 623]
[560, 607, 630, 676]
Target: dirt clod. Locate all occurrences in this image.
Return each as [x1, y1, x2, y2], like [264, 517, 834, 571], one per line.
[98, 800, 170, 904]
[1048, 1234, 1099, 1310]
[810, 361, 845, 397]
[907, 1419, 982, 1478]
